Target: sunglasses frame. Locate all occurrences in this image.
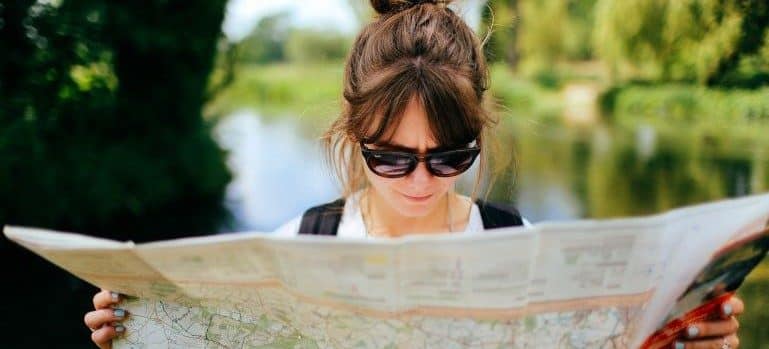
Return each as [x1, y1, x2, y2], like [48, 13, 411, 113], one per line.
[359, 141, 481, 178]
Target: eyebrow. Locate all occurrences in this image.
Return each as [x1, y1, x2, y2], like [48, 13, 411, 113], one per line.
[368, 141, 453, 153]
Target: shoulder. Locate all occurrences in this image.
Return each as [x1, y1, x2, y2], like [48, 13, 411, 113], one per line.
[302, 198, 346, 217]
[273, 193, 363, 237]
[300, 198, 346, 235]
[474, 199, 526, 229]
[273, 198, 347, 236]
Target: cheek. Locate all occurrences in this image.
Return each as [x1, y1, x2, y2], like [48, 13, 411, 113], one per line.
[435, 176, 458, 189]
[427, 177, 458, 198]
[363, 165, 395, 192]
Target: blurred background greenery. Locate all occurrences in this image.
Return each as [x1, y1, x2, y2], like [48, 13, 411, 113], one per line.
[1, 0, 768, 347]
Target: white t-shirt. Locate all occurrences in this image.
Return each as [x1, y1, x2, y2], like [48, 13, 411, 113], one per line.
[272, 194, 530, 238]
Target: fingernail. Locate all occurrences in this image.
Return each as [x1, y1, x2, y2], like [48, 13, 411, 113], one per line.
[686, 325, 699, 338]
[674, 341, 685, 349]
[114, 324, 125, 333]
[113, 308, 126, 319]
[110, 292, 119, 302]
[722, 303, 733, 317]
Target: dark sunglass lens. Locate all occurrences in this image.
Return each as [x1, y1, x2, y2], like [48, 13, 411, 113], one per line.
[428, 151, 477, 176]
[367, 153, 413, 176]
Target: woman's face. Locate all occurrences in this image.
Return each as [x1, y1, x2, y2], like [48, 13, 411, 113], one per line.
[363, 97, 462, 218]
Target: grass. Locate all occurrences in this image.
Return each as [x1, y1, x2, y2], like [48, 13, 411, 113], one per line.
[204, 63, 345, 130]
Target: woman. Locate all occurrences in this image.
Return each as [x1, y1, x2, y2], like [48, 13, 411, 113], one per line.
[85, 0, 745, 348]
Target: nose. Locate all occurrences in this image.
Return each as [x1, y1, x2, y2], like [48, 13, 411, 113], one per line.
[406, 161, 432, 186]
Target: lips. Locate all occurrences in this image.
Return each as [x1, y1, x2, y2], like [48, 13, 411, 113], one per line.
[402, 193, 433, 202]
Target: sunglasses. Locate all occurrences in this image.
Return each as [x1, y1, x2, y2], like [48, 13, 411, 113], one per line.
[360, 141, 480, 178]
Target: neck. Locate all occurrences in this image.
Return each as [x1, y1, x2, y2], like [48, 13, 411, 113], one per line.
[364, 189, 468, 238]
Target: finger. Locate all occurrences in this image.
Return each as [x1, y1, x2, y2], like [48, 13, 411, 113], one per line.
[84, 308, 128, 331]
[682, 318, 739, 339]
[720, 297, 744, 318]
[91, 323, 125, 349]
[93, 289, 121, 309]
[673, 334, 739, 349]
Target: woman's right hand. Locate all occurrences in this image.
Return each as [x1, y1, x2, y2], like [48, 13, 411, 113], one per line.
[84, 289, 127, 349]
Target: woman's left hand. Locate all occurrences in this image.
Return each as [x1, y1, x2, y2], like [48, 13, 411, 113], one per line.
[672, 296, 744, 349]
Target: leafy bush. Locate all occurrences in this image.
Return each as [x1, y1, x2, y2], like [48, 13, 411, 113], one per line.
[285, 29, 351, 63]
[600, 84, 769, 123]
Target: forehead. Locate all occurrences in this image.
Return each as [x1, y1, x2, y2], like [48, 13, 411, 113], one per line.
[366, 97, 440, 151]
[367, 97, 438, 141]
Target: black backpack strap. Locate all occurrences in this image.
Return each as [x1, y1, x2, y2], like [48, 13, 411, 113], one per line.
[475, 199, 524, 229]
[298, 198, 346, 235]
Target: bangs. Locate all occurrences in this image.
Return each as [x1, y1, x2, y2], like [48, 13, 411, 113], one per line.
[352, 59, 484, 148]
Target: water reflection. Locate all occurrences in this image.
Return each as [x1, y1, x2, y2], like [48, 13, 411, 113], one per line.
[214, 110, 338, 232]
[516, 177, 583, 221]
[498, 121, 769, 220]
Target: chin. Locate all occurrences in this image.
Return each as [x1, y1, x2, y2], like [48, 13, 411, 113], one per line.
[392, 195, 438, 217]
[395, 205, 431, 217]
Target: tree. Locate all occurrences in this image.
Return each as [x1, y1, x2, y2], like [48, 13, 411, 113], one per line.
[0, 0, 231, 346]
[708, 0, 769, 85]
[236, 11, 291, 64]
[481, 0, 520, 66]
[593, 0, 769, 85]
[482, 0, 596, 78]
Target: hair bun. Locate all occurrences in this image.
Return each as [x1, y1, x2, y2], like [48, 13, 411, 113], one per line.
[369, 0, 450, 15]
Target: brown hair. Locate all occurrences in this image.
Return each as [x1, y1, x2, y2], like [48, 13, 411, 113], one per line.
[323, 0, 502, 200]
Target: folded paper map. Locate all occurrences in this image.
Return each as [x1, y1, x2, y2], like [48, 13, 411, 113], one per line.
[5, 193, 769, 349]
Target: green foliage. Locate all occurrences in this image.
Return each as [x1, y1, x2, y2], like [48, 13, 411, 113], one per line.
[515, 0, 596, 75]
[762, 31, 769, 62]
[236, 11, 291, 64]
[488, 64, 564, 121]
[518, 0, 567, 72]
[0, 0, 231, 238]
[234, 12, 351, 65]
[600, 84, 769, 124]
[205, 63, 344, 129]
[284, 29, 351, 63]
[562, 0, 596, 60]
[481, 0, 597, 83]
[481, 0, 520, 65]
[594, 0, 769, 85]
[1, 1, 232, 348]
[738, 260, 769, 349]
